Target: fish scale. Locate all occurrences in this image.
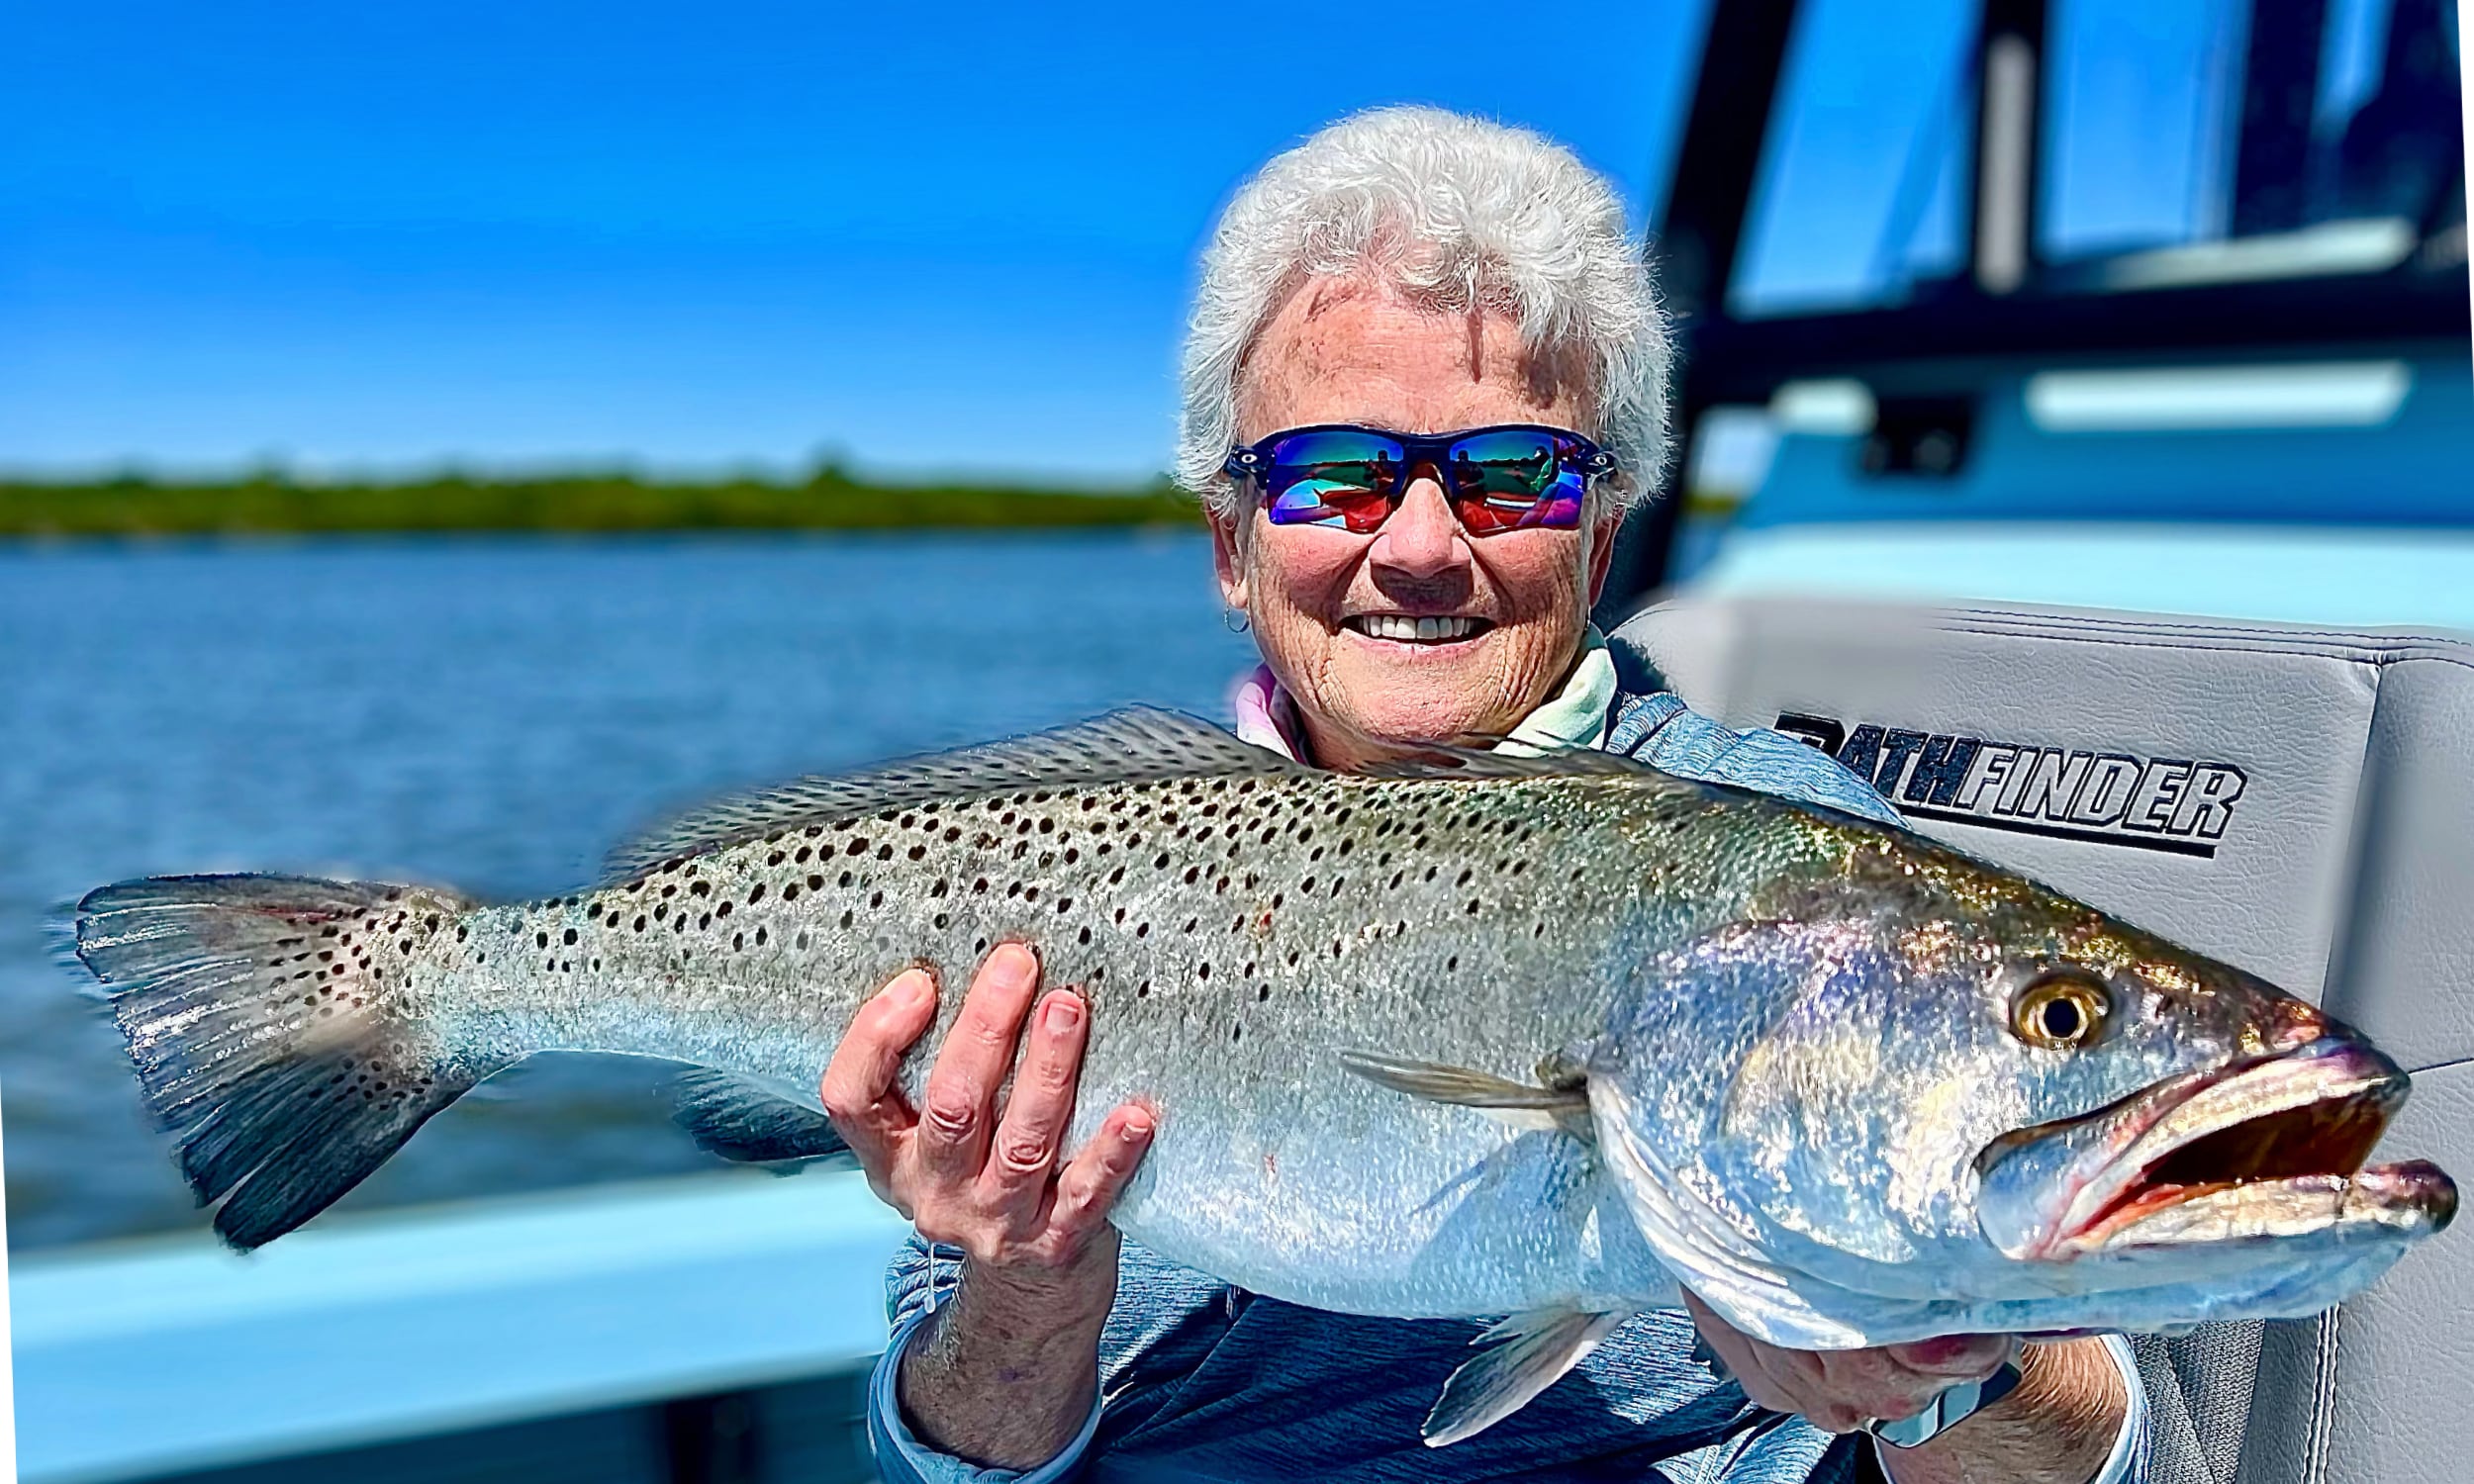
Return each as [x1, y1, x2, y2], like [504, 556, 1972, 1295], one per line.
[70, 706, 2456, 1447]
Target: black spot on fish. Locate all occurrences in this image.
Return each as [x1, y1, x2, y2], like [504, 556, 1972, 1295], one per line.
[563, 928, 578, 946]
[782, 884, 800, 902]
[748, 883, 766, 903]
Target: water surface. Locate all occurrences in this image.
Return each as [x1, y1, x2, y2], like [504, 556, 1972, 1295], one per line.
[0, 531, 1252, 1249]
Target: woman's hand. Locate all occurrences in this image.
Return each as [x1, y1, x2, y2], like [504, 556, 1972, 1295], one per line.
[1682, 1292, 2128, 1484]
[822, 940, 1155, 1286]
[1680, 1290, 2015, 1435]
[822, 942, 1156, 1470]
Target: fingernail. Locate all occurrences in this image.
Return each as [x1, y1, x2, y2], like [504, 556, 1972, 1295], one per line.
[1120, 1107, 1154, 1139]
[992, 941, 1037, 983]
[1043, 993, 1083, 1032]
[889, 970, 932, 1008]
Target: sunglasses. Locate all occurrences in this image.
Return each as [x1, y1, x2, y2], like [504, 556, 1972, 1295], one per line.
[1222, 423, 1615, 535]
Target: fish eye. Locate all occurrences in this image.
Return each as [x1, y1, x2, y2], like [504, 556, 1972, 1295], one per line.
[2010, 969, 2112, 1051]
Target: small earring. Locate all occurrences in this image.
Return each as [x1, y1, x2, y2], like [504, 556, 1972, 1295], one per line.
[1223, 606, 1252, 633]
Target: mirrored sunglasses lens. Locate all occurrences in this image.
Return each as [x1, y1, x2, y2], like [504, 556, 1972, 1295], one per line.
[1262, 431, 1402, 530]
[1447, 429, 1559, 497]
[1447, 430, 1584, 531]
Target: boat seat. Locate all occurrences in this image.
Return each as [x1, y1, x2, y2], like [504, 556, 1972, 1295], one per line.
[1609, 593, 2472, 1484]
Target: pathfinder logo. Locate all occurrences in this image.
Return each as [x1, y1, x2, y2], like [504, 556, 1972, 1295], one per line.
[1774, 713, 2246, 859]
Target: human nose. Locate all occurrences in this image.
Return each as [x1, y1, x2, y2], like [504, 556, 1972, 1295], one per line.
[1367, 475, 1467, 579]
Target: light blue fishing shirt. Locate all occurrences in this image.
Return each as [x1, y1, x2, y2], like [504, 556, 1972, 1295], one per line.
[869, 684, 2151, 1484]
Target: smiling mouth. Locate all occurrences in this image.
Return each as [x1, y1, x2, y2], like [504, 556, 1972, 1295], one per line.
[1345, 614, 1493, 644]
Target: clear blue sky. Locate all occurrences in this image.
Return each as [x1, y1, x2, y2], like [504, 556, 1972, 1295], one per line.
[0, 0, 2294, 483]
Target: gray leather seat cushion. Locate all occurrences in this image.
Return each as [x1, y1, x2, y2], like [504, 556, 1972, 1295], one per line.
[1610, 595, 2472, 1484]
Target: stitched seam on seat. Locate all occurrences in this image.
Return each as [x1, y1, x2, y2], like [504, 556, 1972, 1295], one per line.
[1940, 612, 2474, 663]
[1942, 604, 2474, 649]
[2302, 1309, 2339, 1484]
[1925, 625, 2474, 676]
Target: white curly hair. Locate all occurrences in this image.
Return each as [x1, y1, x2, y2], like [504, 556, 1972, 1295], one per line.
[1177, 106, 1672, 520]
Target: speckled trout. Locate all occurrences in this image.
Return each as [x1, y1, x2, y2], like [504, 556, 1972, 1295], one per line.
[75, 709, 2455, 1444]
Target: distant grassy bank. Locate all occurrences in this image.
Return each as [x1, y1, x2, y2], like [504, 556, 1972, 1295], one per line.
[0, 468, 1202, 538]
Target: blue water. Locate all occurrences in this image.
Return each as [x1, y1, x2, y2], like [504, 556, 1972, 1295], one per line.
[0, 531, 1255, 1250]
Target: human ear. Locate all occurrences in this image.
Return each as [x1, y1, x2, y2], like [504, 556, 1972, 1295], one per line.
[1209, 504, 1251, 613]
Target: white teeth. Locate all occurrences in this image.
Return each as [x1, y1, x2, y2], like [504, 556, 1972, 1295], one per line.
[1357, 614, 1478, 642]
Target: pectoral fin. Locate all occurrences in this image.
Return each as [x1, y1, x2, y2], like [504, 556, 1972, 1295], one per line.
[673, 1070, 853, 1166]
[1423, 1306, 1632, 1446]
[1339, 1051, 1590, 1135]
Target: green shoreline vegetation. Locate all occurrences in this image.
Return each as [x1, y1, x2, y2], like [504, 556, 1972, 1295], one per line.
[0, 466, 1202, 538]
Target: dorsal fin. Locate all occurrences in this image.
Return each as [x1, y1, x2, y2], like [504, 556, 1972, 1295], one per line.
[605, 707, 1302, 881]
[1357, 739, 1679, 783]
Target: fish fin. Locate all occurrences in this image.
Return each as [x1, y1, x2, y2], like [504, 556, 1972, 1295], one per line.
[1423, 1307, 1631, 1446]
[605, 707, 1302, 881]
[1340, 1051, 1591, 1133]
[673, 1069, 854, 1166]
[72, 874, 504, 1250]
[1357, 741, 1707, 786]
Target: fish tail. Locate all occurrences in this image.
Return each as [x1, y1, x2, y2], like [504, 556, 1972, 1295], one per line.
[72, 873, 502, 1249]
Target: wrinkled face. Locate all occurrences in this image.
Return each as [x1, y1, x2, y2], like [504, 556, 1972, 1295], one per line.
[1212, 278, 1622, 769]
[1587, 858, 2455, 1349]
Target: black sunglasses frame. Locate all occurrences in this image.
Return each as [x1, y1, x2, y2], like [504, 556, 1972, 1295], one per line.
[1221, 422, 1619, 535]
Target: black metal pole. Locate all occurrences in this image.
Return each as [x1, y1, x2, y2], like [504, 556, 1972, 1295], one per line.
[1601, 0, 1802, 614]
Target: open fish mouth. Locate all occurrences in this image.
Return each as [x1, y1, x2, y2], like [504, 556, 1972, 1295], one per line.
[1982, 1041, 2458, 1259]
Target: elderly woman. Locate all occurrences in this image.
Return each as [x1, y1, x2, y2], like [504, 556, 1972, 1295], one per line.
[825, 109, 2146, 1484]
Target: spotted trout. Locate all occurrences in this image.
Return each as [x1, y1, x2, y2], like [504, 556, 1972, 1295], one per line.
[74, 709, 2456, 1444]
